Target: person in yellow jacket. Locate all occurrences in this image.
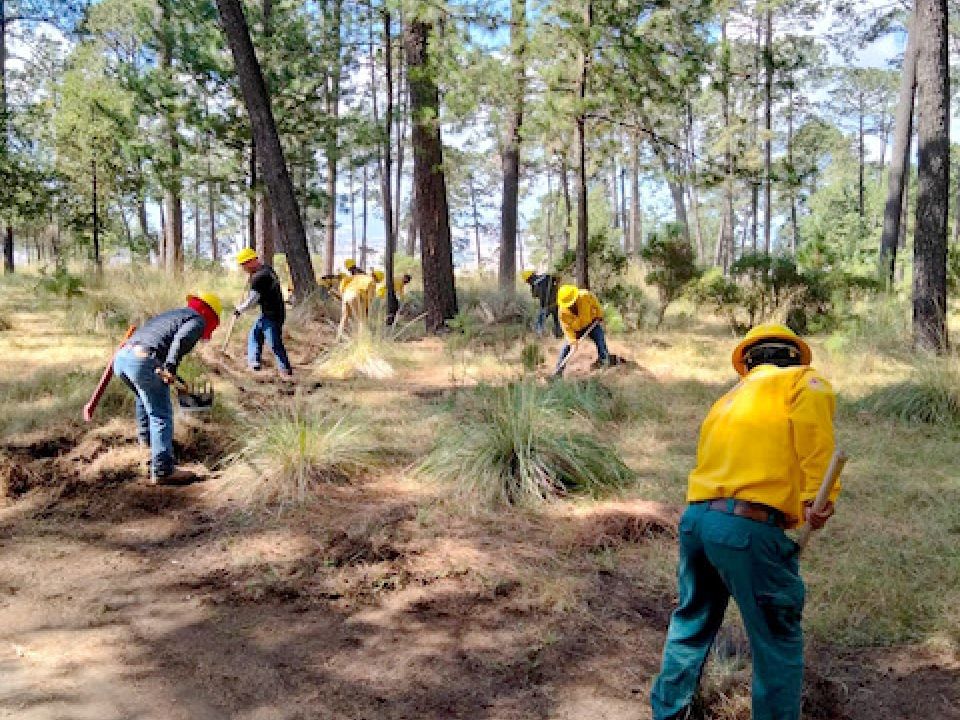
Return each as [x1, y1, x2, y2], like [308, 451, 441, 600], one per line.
[376, 273, 412, 300]
[553, 284, 610, 377]
[651, 324, 839, 720]
[337, 269, 378, 341]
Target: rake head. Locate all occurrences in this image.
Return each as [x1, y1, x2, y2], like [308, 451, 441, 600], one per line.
[177, 380, 214, 411]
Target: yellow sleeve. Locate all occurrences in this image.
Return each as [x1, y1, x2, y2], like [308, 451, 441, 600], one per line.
[588, 295, 604, 322]
[788, 370, 838, 503]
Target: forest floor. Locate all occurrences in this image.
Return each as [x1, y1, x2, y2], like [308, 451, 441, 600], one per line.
[0, 275, 958, 720]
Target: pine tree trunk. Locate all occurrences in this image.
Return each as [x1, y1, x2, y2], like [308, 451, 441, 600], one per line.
[630, 131, 640, 255]
[763, 7, 773, 255]
[560, 151, 571, 253]
[1, 0, 13, 275]
[574, 1, 591, 288]
[913, 0, 949, 351]
[255, 191, 275, 266]
[787, 82, 798, 254]
[499, 0, 525, 292]
[405, 18, 457, 332]
[470, 173, 482, 270]
[323, 0, 342, 275]
[215, 0, 317, 298]
[380, 9, 398, 322]
[880, 11, 918, 284]
[610, 158, 619, 229]
[858, 89, 865, 218]
[686, 98, 704, 261]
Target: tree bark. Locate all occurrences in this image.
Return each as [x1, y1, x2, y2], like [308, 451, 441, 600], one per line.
[470, 172, 482, 270]
[215, 0, 317, 298]
[913, 0, 949, 352]
[379, 9, 398, 322]
[405, 18, 457, 332]
[858, 88, 865, 218]
[560, 151, 571, 253]
[255, 190, 275, 266]
[1, 0, 13, 274]
[160, 0, 183, 275]
[763, 6, 773, 255]
[574, 1, 591, 288]
[787, 80, 798, 254]
[323, 0, 342, 275]
[686, 98, 704, 261]
[629, 131, 640, 256]
[499, 0, 525, 292]
[880, 10, 917, 285]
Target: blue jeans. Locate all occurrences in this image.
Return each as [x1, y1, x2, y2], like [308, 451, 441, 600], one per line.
[535, 307, 562, 338]
[651, 502, 805, 720]
[554, 322, 609, 375]
[248, 316, 292, 372]
[113, 347, 175, 478]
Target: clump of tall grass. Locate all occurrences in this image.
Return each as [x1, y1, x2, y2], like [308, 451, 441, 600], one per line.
[0, 314, 11, 331]
[223, 401, 376, 507]
[315, 321, 405, 380]
[856, 359, 960, 424]
[421, 379, 634, 508]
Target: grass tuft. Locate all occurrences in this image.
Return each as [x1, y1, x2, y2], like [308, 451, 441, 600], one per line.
[421, 379, 634, 508]
[222, 400, 376, 507]
[856, 359, 960, 424]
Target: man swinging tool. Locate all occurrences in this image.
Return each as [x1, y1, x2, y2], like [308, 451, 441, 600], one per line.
[234, 248, 293, 377]
[553, 284, 611, 378]
[113, 292, 221, 485]
[522, 269, 562, 338]
[650, 324, 840, 720]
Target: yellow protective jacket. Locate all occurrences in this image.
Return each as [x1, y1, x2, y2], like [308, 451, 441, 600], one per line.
[343, 274, 375, 306]
[686, 364, 838, 528]
[559, 290, 604, 342]
[376, 278, 407, 299]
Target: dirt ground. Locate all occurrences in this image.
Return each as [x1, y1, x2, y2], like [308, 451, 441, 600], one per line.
[1, 321, 958, 719]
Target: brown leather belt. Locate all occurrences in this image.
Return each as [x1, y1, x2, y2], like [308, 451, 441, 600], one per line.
[706, 498, 787, 528]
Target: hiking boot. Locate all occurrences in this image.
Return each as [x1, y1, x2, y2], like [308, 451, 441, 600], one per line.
[148, 468, 198, 486]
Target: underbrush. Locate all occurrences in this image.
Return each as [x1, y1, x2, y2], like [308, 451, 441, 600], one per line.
[855, 358, 960, 424]
[315, 318, 417, 380]
[222, 400, 377, 507]
[421, 379, 634, 507]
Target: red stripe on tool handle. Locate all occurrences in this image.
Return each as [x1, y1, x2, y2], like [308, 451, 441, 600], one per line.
[82, 324, 137, 422]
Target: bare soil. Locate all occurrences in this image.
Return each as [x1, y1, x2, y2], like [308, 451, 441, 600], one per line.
[1, 321, 957, 719]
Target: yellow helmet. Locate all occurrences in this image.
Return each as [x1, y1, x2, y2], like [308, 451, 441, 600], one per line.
[731, 323, 811, 377]
[521, 269, 535, 282]
[557, 284, 579, 309]
[187, 291, 223, 318]
[345, 258, 356, 270]
[236, 247, 258, 265]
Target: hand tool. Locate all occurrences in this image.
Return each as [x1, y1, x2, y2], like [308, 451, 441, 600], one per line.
[82, 324, 136, 422]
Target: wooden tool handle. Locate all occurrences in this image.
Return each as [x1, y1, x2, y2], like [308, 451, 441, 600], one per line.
[83, 324, 137, 422]
[797, 450, 848, 552]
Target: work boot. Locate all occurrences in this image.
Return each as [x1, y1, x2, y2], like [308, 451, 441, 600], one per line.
[148, 468, 198, 487]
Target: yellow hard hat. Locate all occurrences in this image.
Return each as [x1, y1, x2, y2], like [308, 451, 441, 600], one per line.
[731, 323, 811, 377]
[236, 247, 258, 265]
[187, 291, 222, 318]
[345, 258, 356, 270]
[372, 270, 384, 282]
[557, 284, 579, 309]
[521, 270, 535, 282]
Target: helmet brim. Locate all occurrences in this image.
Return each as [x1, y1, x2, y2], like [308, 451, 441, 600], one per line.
[732, 331, 811, 376]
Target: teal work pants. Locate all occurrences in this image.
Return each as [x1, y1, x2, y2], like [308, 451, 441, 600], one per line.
[650, 501, 805, 720]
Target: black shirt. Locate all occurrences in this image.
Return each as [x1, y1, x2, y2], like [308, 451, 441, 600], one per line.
[250, 265, 286, 323]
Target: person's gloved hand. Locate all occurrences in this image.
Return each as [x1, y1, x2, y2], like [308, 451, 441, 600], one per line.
[156, 367, 177, 385]
[803, 500, 835, 530]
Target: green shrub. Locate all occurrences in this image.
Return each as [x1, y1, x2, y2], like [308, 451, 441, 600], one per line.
[422, 380, 633, 507]
[640, 225, 702, 327]
[521, 342, 545, 372]
[36, 267, 85, 298]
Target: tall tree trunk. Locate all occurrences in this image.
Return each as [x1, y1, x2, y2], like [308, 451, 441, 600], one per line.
[610, 158, 619, 229]
[574, 1, 591, 288]
[469, 173, 482, 270]
[208, 177, 218, 262]
[215, 0, 317, 298]
[750, 12, 760, 254]
[858, 88, 865, 218]
[323, 0, 343, 275]
[720, 16, 735, 271]
[763, 6, 773, 255]
[255, 191, 275, 266]
[686, 98, 704, 261]
[248, 138, 257, 248]
[160, 0, 183, 275]
[545, 168, 555, 264]
[405, 18, 457, 332]
[361, 161, 368, 267]
[787, 81, 798, 254]
[880, 10, 918, 285]
[560, 151, 571, 253]
[92, 159, 101, 274]
[913, 0, 949, 351]
[349, 165, 356, 262]
[499, 0, 525, 292]
[394, 11, 406, 250]
[630, 131, 640, 255]
[379, 9, 398, 322]
[1, 0, 13, 274]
